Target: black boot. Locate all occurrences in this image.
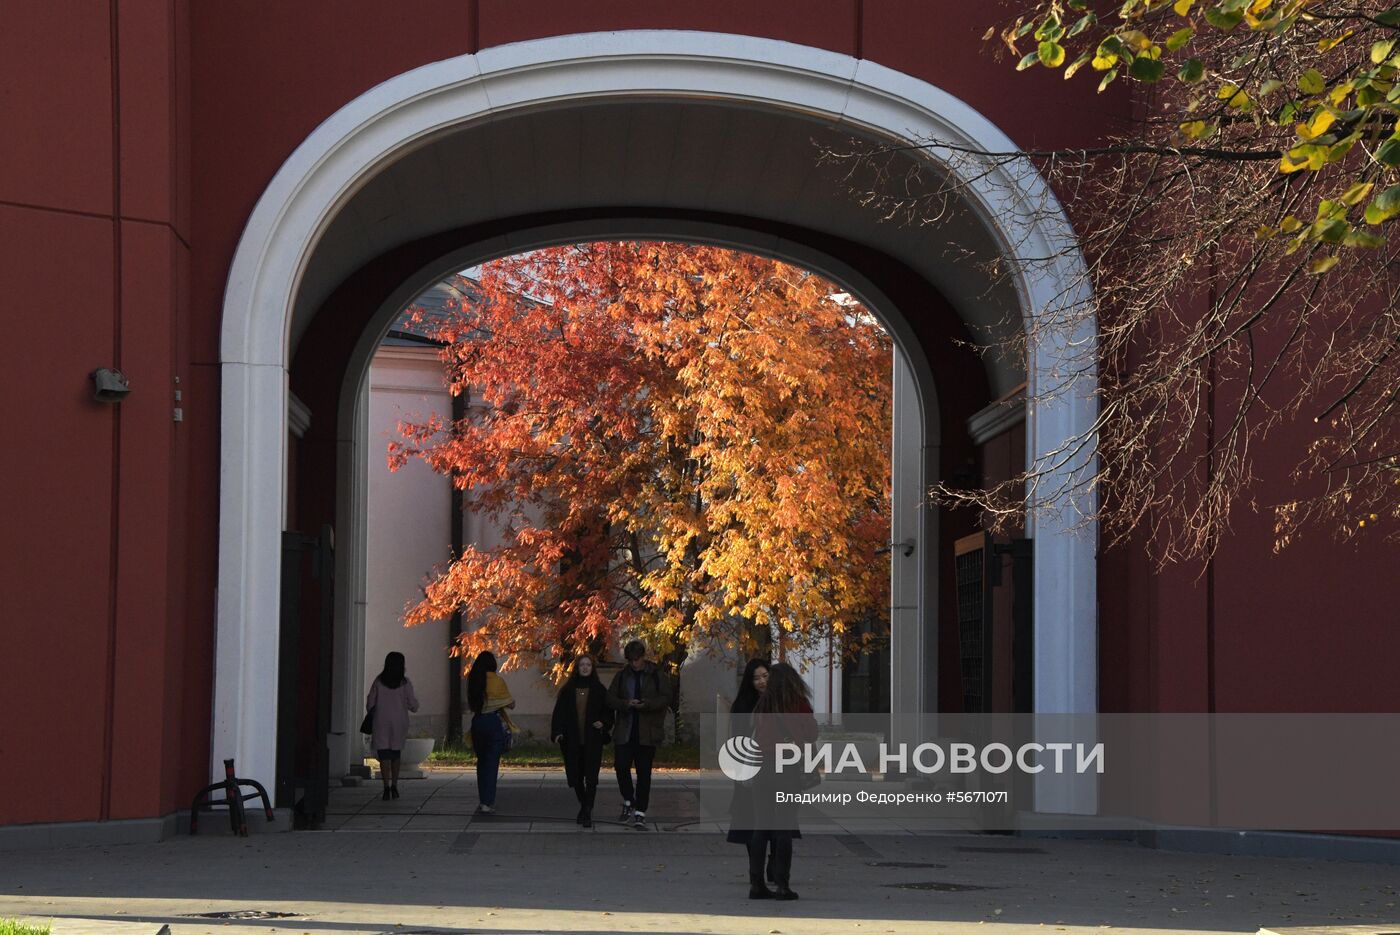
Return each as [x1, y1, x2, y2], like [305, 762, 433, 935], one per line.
[747, 838, 775, 899]
[582, 785, 596, 827]
[748, 873, 774, 899]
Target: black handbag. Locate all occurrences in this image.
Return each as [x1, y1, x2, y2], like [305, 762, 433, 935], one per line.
[359, 706, 375, 735]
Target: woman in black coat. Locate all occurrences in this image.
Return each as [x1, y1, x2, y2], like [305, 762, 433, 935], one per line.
[551, 654, 614, 827]
[726, 659, 771, 839]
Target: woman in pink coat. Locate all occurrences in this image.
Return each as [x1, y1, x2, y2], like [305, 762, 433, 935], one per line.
[366, 651, 419, 800]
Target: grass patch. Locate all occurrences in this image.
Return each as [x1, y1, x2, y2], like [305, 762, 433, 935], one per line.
[1, 920, 51, 935]
[428, 739, 700, 769]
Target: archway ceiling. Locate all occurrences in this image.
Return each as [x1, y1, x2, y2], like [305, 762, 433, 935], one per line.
[294, 98, 1024, 396]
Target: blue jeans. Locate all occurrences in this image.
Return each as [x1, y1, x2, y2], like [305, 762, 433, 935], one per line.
[471, 712, 506, 806]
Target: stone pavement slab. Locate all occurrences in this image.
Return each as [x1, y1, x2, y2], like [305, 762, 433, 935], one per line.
[3, 821, 1400, 935]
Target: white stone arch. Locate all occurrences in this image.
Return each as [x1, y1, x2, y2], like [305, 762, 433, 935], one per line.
[218, 31, 1097, 813]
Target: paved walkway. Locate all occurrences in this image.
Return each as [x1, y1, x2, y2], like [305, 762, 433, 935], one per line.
[323, 769, 710, 833]
[3, 770, 1399, 935]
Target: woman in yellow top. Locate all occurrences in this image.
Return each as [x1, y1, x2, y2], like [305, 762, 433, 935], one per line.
[466, 651, 515, 814]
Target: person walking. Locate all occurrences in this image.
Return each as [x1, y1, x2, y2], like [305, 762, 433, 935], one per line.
[466, 651, 515, 814]
[551, 654, 614, 827]
[743, 662, 817, 900]
[365, 651, 420, 801]
[726, 659, 775, 879]
[606, 639, 672, 829]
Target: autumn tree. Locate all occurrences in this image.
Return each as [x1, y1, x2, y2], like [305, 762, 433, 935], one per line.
[389, 243, 892, 673]
[836, 0, 1400, 559]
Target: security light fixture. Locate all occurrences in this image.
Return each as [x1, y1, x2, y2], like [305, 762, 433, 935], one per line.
[91, 368, 131, 403]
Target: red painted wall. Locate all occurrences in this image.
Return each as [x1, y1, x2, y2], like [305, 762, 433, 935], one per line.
[0, 0, 195, 826]
[3, 0, 1395, 831]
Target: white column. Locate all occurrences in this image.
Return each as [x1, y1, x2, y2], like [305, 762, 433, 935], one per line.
[329, 376, 372, 776]
[889, 349, 936, 747]
[213, 361, 287, 790]
[1029, 316, 1099, 814]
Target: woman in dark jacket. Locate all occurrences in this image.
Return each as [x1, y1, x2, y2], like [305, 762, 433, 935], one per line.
[551, 654, 614, 827]
[743, 662, 817, 901]
[726, 659, 773, 865]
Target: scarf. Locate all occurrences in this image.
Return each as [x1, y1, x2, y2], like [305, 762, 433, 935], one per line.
[482, 671, 518, 731]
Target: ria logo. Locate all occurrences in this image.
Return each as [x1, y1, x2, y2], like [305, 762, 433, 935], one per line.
[718, 735, 763, 782]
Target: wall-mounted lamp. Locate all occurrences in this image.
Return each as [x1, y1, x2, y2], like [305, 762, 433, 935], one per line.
[91, 368, 131, 403]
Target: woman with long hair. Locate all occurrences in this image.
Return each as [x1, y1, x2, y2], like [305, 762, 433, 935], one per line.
[730, 658, 770, 718]
[726, 659, 776, 878]
[550, 654, 614, 827]
[465, 650, 515, 814]
[744, 662, 816, 900]
[365, 651, 419, 801]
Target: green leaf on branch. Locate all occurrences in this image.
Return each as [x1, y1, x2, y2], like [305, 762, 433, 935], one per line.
[1343, 229, 1385, 248]
[1358, 85, 1386, 106]
[1131, 56, 1166, 81]
[1308, 254, 1340, 274]
[1329, 136, 1358, 162]
[1340, 181, 1375, 206]
[1299, 68, 1326, 94]
[1067, 13, 1097, 37]
[1374, 9, 1400, 26]
[1040, 40, 1067, 67]
[1179, 58, 1206, 82]
[1205, 5, 1245, 29]
[1035, 16, 1064, 41]
[1099, 67, 1120, 91]
[1311, 217, 1349, 243]
[1017, 50, 1042, 70]
[1364, 183, 1400, 224]
[1315, 199, 1346, 221]
[1376, 137, 1400, 167]
[1166, 27, 1195, 51]
[1372, 39, 1396, 64]
[1065, 51, 1095, 79]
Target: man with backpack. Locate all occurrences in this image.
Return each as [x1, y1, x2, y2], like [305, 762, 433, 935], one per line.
[607, 639, 672, 828]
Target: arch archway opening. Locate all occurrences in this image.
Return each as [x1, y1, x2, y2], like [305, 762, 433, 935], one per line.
[355, 241, 904, 759]
[219, 31, 1097, 818]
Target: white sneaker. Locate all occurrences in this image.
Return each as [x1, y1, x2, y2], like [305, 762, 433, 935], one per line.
[632, 810, 647, 829]
[619, 802, 634, 822]
[475, 803, 495, 815]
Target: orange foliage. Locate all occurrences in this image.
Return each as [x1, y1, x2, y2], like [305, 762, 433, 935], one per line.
[389, 242, 892, 671]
